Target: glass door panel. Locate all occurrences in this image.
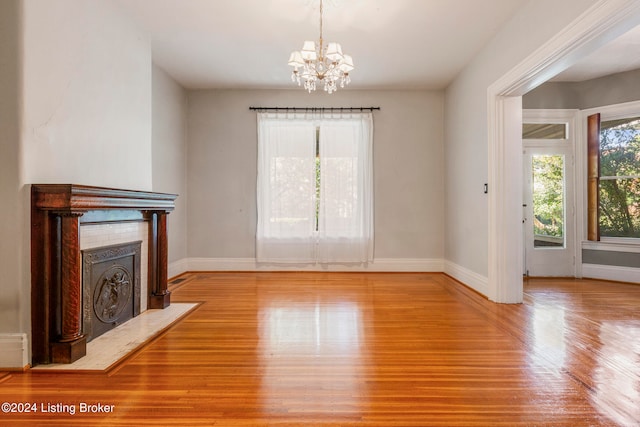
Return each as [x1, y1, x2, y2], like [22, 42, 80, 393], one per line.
[532, 154, 565, 248]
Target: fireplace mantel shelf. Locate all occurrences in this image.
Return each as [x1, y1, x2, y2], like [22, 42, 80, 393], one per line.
[31, 184, 178, 366]
[32, 184, 177, 212]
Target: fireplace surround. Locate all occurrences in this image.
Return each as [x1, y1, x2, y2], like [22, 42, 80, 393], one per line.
[31, 184, 177, 365]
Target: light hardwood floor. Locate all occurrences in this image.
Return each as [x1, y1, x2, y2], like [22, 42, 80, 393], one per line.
[1, 272, 639, 426]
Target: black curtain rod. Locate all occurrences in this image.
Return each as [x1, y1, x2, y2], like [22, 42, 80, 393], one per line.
[249, 107, 380, 112]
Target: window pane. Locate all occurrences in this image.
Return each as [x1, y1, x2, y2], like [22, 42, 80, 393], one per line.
[523, 123, 567, 139]
[269, 156, 315, 233]
[600, 116, 640, 178]
[320, 122, 360, 237]
[599, 178, 640, 238]
[532, 155, 565, 248]
[599, 116, 640, 238]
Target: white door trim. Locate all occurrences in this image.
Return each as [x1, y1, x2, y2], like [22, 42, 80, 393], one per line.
[487, 0, 640, 303]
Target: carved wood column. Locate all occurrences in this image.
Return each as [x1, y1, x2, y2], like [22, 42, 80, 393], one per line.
[51, 211, 87, 363]
[147, 211, 171, 309]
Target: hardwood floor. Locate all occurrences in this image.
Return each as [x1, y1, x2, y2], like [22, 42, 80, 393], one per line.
[1, 272, 638, 426]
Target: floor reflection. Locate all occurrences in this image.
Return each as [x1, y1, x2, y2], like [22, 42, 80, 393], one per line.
[258, 297, 365, 417]
[525, 279, 640, 425]
[593, 321, 640, 425]
[263, 301, 362, 353]
[530, 305, 567, 370]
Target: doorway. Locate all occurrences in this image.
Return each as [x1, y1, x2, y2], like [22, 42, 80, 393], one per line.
[522, 111, 576, 277]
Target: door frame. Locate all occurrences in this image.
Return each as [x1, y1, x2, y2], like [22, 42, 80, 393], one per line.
[486, 0, 640, 303]
[522, 108, 578, 277]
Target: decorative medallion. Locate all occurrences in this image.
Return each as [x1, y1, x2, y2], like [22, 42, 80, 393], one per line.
[93, 265, 132, 323]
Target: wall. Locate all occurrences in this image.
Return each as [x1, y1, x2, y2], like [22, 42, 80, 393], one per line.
[0, 0, 28, 368]
[21, 0, 152, 189]
[0, 0, 154, 368]
[444, 0, 601, 292]
[152, 64, 188, 275]
[524, 68, 640, 110]
[522, 82, 582, 110]
[186, 89, 444, 270]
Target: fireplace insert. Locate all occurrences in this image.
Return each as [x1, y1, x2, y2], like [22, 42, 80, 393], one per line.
[81, 241, 142, 342]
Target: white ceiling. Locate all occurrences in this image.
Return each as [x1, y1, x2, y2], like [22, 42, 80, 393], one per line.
[114, 0, 529, 90]
[113, 0, 640, 90]
[552, 24, 640, 82]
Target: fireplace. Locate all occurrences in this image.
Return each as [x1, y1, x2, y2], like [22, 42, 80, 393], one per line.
[31, 184, 177, 365]
[82, 241, 142, 342]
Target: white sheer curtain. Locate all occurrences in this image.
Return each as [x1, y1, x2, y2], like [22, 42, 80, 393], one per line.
[256, 113, 317, 262]
[256, 111, 373, 264]
[318, 115, 373, 262]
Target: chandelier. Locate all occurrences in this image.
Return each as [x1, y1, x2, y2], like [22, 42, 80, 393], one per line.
[287, 0, 354, 94]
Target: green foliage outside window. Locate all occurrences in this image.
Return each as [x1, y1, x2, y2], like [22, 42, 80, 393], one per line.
[532, 155, 564, 239]
[600, 118, 640, 238]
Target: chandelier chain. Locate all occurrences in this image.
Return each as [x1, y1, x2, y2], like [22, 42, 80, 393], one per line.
[319, 0, 323, 57]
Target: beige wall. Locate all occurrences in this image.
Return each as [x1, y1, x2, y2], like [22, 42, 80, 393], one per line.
[21, 0, 152, 189]
[152, 64, 188, 266]
[524, 68, 640, 110]
[0, 0, 25, 341]
[186, 89, 445, 262]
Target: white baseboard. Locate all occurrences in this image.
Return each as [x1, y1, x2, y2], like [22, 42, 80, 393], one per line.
[582, 263, 640, 284]
[168, 258, 189, 279]
[444, 261, 489, 296]
[186, 257, 444, 272]
[0, 333, 29, 370]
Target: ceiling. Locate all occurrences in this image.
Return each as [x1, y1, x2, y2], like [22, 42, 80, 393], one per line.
[113, 0, 640, 90]
[114, 0, 529, 90]
[551, 24, 640, 82]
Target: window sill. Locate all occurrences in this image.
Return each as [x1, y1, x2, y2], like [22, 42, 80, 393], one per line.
[582, 239, 640, 253]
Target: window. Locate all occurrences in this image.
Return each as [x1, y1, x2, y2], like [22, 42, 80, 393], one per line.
[587, 113, 640, 240]
[532, 154, 565, 247]
[523, 123, 567, 140]
[256, 111, 373, 263]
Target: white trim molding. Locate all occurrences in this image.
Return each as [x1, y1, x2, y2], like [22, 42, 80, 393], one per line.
[582, 263, 640, 284]
[0, 333, 29, 370]
[582, 240, 640, 254]
[444, 261, 489, 296]
[186, 257, 444, 273]
[487, 95, 524, 303]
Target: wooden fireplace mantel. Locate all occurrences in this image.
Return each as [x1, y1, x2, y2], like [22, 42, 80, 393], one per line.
[31, 184, 177, 365]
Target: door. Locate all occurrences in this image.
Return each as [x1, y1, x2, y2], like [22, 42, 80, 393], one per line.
[522, 116, 576, 277]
